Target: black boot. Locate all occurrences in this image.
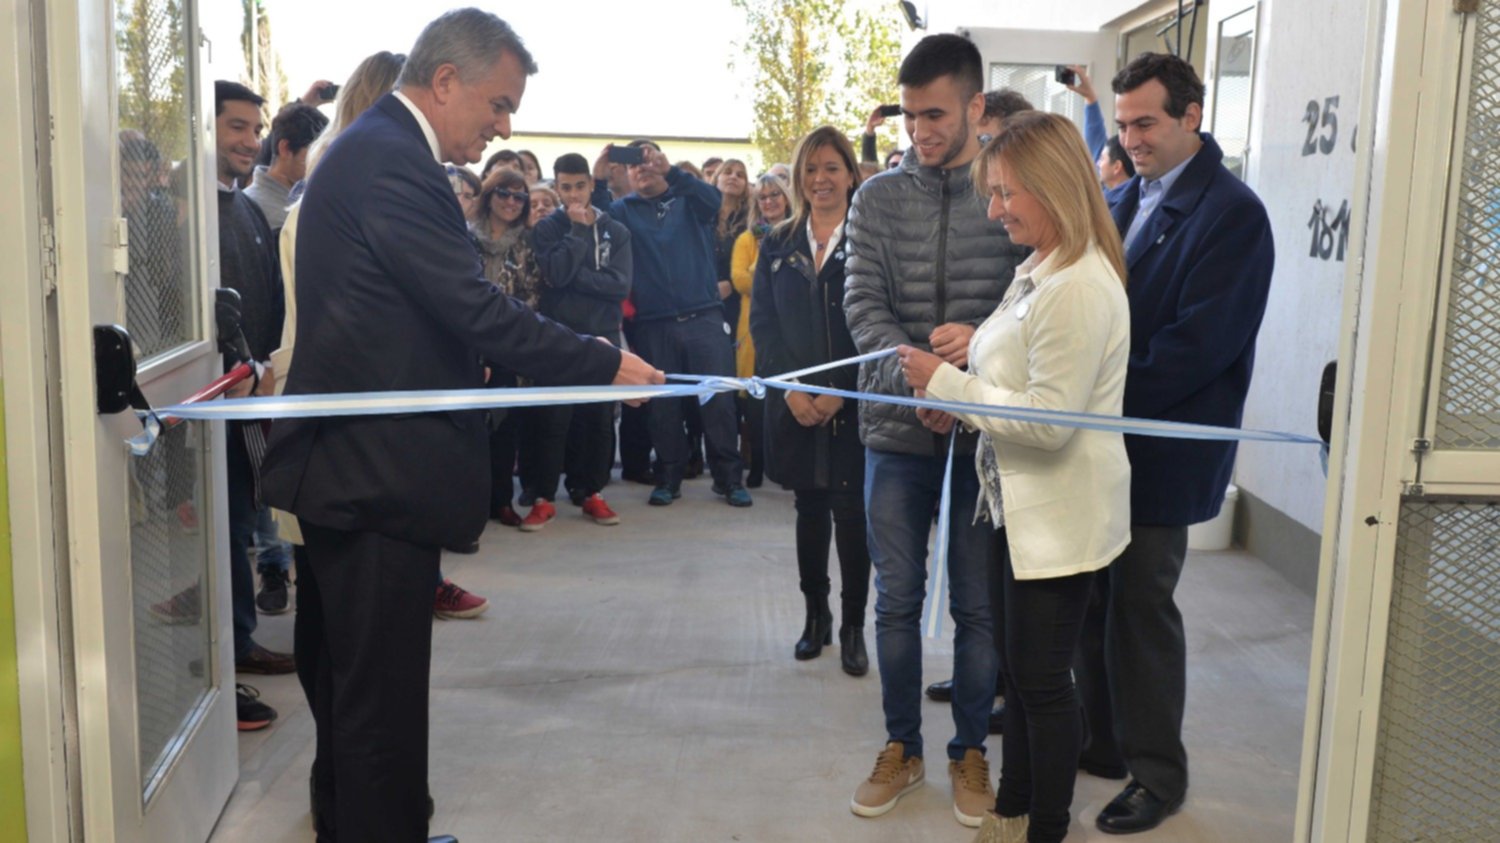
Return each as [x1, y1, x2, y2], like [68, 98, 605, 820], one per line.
[839, 624, 868, 676]
[794, 594, 833, 660]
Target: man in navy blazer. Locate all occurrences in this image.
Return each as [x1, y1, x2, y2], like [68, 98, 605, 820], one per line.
[259, 10, 662, 841]
[1074, 53, 1274, 835]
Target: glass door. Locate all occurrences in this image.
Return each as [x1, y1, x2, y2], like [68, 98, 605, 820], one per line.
[45, 0, 239, 838]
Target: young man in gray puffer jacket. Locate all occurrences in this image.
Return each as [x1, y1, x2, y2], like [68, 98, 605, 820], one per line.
[843, 33, 1029, 829]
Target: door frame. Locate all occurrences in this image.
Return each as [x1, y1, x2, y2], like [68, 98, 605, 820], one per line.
[1294, 0, 1480, 839]
[8, 0, 241, 838]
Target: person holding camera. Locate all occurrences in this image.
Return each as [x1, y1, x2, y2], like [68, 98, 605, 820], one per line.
[591, 140, 752, 508]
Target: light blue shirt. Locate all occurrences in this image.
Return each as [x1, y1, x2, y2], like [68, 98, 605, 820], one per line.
[1123, 152, 1194, 253]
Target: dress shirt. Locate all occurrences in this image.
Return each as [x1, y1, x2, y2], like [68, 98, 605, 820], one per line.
[1123, 150, 1194, 252]
[392, 90, 441, 163]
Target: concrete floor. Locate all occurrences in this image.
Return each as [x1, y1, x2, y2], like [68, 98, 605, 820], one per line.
[210, 477, 1315, 843]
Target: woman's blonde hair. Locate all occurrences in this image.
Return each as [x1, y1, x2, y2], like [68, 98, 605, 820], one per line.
[972, 111, 1127, 285]
[305, 51, 405, 178]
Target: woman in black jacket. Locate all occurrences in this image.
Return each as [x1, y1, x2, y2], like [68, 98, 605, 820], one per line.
[750, 126, 869, 675]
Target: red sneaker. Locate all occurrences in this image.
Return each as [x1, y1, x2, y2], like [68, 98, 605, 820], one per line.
[492, 505, 522, 527]
[581, 494, 620, 526]
[518, 499, 557, 532]
[433, 580, 489, 620]
[148, 582, 202, 625]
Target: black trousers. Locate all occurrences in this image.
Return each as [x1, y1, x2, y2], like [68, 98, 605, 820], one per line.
[737, 393, 764, 484]
[297, 522, 440, 842]
[991, 531, 1095, 843]
[562, 400, 616, 497]
[520, 404, 570, 503]
[793, 488, 870, 627]
[488, 411, 519, 512]
[631, 312, 742, 490]
[1075, 525, 1190, 801]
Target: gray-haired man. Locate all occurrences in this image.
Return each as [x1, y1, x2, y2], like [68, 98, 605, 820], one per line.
[260, 9, 661, 841]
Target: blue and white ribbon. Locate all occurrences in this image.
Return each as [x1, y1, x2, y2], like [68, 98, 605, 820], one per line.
[131, 348, 1325, 639]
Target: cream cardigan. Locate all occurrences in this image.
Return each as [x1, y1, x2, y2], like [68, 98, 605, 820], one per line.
[926, 244, 1131, 579]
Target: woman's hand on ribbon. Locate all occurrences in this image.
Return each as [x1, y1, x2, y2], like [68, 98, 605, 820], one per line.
[897, 344, 943, 391]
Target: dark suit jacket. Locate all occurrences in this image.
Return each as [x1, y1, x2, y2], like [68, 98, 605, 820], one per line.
[260, 94, 621, 548]
[1110, 133, 1275, 527]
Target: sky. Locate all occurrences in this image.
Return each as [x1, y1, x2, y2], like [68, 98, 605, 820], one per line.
[266, 0, 758, 139]
[263, 0, 1135, 140]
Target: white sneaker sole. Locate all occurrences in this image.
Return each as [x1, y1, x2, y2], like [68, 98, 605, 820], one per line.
[954, 800, 986, 827]
[850, 772, 925, 818]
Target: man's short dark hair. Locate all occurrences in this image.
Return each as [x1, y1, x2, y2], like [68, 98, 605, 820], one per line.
[214, 80, 264, 116]
[1105, 134, 1135, 178]
[898, 34, 984, 100]
[627, 138, 661, 153]
[269, 102, 329, 160]
[553, 152, 590, 178]
[483, 149, 521, 173]
[702, 156, 722, 170]
[1112, 52, 1205, 119]
[983, 89, 1033, 121]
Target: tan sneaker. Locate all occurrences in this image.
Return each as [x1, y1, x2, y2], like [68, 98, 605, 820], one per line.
[972, 811, 1029, 843]
[949, 748, 994, 827]
[851, 741, 925, 818]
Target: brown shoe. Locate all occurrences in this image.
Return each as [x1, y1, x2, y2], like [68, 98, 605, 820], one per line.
[236, 642, 296, 675]
[949, 748, 994, 827]
[851, 741, 924, 818]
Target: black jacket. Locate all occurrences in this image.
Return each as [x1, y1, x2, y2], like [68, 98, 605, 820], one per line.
[750, 224, 863, 492]
[260, 95, 621, 548]
[531, 206, 632, 340]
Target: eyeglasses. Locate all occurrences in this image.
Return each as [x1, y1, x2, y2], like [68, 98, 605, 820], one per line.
[492, 189, 528, 203]
[757, 193, 784, 202]
[458, 191, 477, 201]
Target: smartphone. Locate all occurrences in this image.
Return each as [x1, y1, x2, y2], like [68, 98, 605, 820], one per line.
[1054, 66, 1077, 86]
[320, 82, 340, 101]
[878, 104, 903, 118]
[607, 145, 644, 166]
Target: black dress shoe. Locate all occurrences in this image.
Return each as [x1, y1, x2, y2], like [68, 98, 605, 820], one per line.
[444, 541, 479, 555]
[925, 678, 953, 702]
[428, 836, 458, 843]
[988, 702, 1005, 734]
[1095, 780, 1183, 834]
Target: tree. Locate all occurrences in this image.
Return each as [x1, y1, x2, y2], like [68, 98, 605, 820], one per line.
[241, 0, 288, 119]
[731, 0, 904, 166]
[116, 0, 188, 161]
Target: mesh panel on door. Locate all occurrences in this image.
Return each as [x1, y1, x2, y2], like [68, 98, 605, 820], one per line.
[129, 421, 213, 790]
[1436, 1, 1500, 449]
[117, 0, 196, 360]
[988, 64, 1086, 129]
[1368, 501, 1500, 841]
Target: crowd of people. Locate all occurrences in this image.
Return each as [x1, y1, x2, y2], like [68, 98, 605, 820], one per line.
[118, 7, 1275, 841]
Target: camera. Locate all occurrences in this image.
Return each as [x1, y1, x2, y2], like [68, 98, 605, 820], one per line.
[1054, 66, 1077, 86]
[319, 82, 340, 101]
[878, 104, 902, 118]
[607, 145, 645, 166]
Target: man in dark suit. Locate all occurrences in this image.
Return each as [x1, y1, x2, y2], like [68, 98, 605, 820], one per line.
[259, 10, 662, 841]
[1074, 52, 1275, 835]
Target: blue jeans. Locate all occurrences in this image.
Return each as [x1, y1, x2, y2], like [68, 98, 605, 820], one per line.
[865, 447, 997, 761]
[226, 426, 259, 660]
[254, 506, 291, 574]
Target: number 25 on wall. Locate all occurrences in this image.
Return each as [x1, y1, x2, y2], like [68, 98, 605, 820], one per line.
[1302, 96, 1339, 156]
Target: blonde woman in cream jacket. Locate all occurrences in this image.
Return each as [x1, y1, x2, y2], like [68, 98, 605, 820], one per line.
[899, 111, 1130, 843]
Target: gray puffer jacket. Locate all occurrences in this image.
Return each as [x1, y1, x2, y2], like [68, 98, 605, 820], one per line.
[843, 153, 1028, 457]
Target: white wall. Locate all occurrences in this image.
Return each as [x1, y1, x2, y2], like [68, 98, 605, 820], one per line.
[1231, 0, 1369, 532]
[961, 27, 1120, 130]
